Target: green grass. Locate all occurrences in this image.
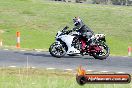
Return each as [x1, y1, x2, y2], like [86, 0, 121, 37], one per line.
[0, 0, 132, 55]
[0, 68, 131, 88]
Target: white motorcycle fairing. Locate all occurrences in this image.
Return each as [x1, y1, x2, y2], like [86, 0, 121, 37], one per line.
[56, 34, 80, 55]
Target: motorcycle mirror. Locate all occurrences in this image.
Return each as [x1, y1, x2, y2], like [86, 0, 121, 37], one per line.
[62, 26, 69, 31]
[65, 26, 69, 29]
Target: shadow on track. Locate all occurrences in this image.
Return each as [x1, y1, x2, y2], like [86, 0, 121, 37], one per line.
[82, 57, 95, 60]
[14, 51, 95, 59]
[23, 53, 91, 59]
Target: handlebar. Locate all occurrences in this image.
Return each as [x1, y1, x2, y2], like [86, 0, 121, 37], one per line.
[62, 26, 79, 35]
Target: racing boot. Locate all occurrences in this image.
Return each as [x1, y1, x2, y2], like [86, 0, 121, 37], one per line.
[86, 38, 92, 46]
[87, 38, 95, 46]
[80, 51, 84, 56]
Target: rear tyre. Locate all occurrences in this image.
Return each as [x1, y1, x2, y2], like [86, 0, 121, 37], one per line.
[49, 42, 66, 58]
[92, 43, 110, 60]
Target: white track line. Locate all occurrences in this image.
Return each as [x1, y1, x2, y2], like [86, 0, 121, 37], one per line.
[31, 67, 36, 69]
[3, 49, 9, 50]
[46, 68, 56, 70]
[100, 71, 109, 73]
[122, 56, 128, 58]
[64, 69, 73, 71]
[86, 70, 93, 72]
[8, 66, 16, 68]
[116, 72, 125, 73]
[6, 66, 127, 74]
[36, 51, 41, 52]
[20, 50, 26, 51]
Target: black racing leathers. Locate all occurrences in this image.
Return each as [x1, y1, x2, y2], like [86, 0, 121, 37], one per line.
[73, 21, 94, 41]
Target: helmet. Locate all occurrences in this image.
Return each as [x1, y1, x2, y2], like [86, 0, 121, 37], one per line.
[73, 17, 82, 26]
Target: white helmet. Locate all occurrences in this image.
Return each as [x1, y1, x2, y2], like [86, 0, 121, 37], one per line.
[73, 17, 82, 26]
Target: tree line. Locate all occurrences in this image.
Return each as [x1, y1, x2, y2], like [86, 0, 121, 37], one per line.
[53, 0, 132, 6]
[92, 0, 132, 5]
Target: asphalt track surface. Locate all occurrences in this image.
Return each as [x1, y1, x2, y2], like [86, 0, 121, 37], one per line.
[0, 49, 132, 73]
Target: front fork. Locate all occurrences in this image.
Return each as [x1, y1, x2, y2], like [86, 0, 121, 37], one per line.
[55, 41, 61, 45]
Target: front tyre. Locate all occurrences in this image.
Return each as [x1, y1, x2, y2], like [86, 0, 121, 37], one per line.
[49, 42, 66, 58]
[92, 43, 110, 60]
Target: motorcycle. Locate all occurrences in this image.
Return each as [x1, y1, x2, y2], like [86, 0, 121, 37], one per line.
[49, 26, 110, 60]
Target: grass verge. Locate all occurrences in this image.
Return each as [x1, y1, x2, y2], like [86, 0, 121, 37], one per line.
[0, 68, 131, 88]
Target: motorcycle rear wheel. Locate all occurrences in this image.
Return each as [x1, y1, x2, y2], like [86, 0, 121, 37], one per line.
[92, 42, 110, 60]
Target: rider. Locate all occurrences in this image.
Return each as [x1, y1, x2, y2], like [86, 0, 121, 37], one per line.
[73, 17, 94, 45]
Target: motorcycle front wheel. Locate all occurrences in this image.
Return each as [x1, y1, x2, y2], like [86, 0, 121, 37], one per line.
[49, 42, 66, 58]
